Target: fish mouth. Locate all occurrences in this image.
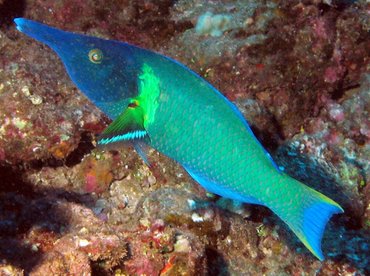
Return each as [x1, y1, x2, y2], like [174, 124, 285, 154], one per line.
[14, 18, 68, 51]
[14, 18, 29, 33]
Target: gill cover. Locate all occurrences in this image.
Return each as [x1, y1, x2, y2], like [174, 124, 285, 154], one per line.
[97, 63, 161, 146]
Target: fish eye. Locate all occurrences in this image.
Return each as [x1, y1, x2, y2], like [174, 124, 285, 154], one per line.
[88, 48, 103, 64]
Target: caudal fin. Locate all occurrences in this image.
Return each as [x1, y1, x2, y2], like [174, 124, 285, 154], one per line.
[299, 189, 343, 260]
[272, 176, 344, 260]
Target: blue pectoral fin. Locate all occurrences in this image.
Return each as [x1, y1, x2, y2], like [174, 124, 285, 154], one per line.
[184, 166, 264, 205]
[133, 141, 151, 167]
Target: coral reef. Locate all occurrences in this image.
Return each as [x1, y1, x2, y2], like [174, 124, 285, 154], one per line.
[0, 0, 368, 275]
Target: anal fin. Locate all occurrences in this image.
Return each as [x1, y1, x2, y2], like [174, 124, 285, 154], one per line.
[184, 166, 264, 205]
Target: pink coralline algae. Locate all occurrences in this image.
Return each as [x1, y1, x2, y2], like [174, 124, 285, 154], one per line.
[76, 153, 120, 194]
[324, 65, 346, 84]
[311, 16, 331, 41]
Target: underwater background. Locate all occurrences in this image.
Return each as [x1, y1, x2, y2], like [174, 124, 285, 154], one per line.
[0, 0, 369, 275]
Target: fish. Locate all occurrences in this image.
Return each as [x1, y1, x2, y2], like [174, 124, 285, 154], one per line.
[14, 18, 343, 260]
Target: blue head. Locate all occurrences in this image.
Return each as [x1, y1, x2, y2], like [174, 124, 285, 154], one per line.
[14, 18, 144, 119]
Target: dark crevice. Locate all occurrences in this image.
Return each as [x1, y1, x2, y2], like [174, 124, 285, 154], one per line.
[331, 0, 359, 11]
[205, 247, 230, 276]
[250, 121, 282, 153]
[251, 125, 277, 151]
[22, 131, 95, 171]
[65, 131, 95, 167]
[0, 0, 26, 29]
[330, 73, 347, 101]
[0, 164, 96, 273]
[332, 83, 361, 101]
[246, 205, 273, 224]
[27, 157, 65, 170]
[318, 3, 332, 15]
[172, 20, 194, 35]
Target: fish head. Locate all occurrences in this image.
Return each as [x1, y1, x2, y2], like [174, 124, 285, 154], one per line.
[14, 18, 141, 118]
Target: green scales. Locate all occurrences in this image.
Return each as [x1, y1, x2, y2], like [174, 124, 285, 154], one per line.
[15, 18, 343, 260]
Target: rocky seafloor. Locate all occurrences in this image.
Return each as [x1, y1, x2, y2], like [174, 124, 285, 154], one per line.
[0, 0, 369, 275]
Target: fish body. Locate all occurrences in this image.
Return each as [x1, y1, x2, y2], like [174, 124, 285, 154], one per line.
[14, 18, 343, 260]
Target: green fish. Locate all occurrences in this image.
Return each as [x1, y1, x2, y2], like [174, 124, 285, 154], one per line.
[14, 18, 343, 260]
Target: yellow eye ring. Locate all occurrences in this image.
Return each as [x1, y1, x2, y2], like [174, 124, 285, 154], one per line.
[88, 48, 103, 64]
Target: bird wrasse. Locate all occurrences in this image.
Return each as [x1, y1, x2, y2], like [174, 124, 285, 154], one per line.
[14, 18, 343, 260]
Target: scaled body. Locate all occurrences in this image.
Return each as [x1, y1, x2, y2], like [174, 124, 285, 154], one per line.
[14, 18, 343, 260]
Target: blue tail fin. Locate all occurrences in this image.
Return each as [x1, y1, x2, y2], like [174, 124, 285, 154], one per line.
[300, 192, 344, 260]
[271, 175, 344, 261]
[288, 187, 342, 260]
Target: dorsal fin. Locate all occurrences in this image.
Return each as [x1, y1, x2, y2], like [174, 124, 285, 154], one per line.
[97, 101, 149, 146]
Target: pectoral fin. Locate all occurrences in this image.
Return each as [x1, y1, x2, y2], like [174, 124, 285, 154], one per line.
[97, 102, 149, 146]
[133, 141, 151, 167]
